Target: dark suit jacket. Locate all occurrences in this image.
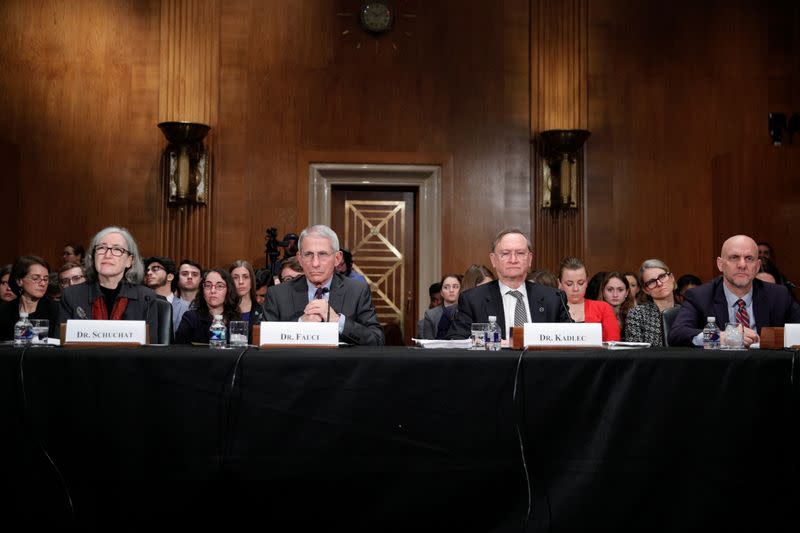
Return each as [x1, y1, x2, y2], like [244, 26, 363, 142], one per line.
[59, 281, 160, 344]
[445, 280, 572, 340]
[0, 296, 60, 340]
[668, 276, 800, 347]
[264, 274, 384, 346]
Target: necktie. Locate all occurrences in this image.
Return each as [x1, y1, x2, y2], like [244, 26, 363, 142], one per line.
[735, 299, 749, 328]
[508, 290, 527, 327]
[314, 287, 329, 300]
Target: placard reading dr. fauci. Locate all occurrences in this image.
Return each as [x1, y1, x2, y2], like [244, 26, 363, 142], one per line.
[65, 319, 147, 345]
[524, 322, 603, 348]
[259, 321, 339, 347]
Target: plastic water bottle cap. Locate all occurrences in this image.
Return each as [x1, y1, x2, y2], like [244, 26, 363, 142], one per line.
[707, 317, 715, 322]
[19, 312, 29, 318]
[214, 315, 223, 320]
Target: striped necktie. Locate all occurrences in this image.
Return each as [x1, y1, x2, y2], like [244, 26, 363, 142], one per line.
[508, 290, 527, 327]
[735, 299, 749, 328]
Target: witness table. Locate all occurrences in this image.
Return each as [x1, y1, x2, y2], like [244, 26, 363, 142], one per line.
[1, 345, 797, 532]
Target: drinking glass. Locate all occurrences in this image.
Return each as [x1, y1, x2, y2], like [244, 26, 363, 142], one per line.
[470, 323, 489, 350]
[30, 319, 49, 346]
[229, 320, 249, 347]
[723, 323, 744, 349]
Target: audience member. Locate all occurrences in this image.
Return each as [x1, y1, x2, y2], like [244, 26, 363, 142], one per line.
[46, 272, 63, 301]
[527, 268, 558, 288]
[176, 259, 202, 304]
[756, 261, 782, 285]
[254, 268, 274, 305]
[599, 271, 634, 334]
[447, 228, 570, 340]
[59, 226, 160, 343]
[175, 269, 241, 344]
[558, 258, 620, 341]
[0, 264, 16, 302]
[624, 271, 646, 304]
[624, 259, 678, 345]
[669, 235, 800, 347]
[143, 256, 188, 332]
[336, 247, 367, 283]
[281, 232, 299, 261]
[757, 240, 792, 287]
[0, 256, 59, 340]
[421, 274, 461, 339]
[462, 264, 494, 291]
[278, 257, 304, 284]
[59, 262, 86, 289]
[674, 274, 702, 305]
[265, 224, 384, 346]
[61, 242, 85, 265]
[584, 271, 607, 301]
[229, 259, 267, 339]
[417, 281, 441, 337]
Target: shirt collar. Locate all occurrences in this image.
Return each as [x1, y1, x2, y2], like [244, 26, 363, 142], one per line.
[498, 280, 527, 298]
[722, 282, 753, 308]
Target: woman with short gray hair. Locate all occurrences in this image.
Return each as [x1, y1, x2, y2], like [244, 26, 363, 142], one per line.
[60, 226, 159, 343]
[623, 258, 679, 345]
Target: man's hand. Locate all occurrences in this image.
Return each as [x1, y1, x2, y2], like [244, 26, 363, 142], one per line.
[741, 326, 759, 347]
[302, 299, 340, 323]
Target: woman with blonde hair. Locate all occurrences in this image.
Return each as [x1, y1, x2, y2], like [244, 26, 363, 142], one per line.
[558, 257, 620, 342]
[461, 264, 494, 291]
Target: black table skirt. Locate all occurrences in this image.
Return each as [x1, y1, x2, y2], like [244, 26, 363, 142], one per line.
[1, 345, 797, 532]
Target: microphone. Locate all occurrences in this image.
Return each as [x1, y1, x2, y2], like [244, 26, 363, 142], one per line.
[555, 289, 574, 323]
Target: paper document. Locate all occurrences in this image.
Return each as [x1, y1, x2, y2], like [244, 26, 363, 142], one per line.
[603, 341, 651, 350]
[412, 338, 472, 349]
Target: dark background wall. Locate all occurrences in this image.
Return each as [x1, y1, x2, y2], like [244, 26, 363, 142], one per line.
[1, 0, 797, 287]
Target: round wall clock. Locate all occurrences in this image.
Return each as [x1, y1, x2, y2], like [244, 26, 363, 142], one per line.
[359, 1, 393, 34]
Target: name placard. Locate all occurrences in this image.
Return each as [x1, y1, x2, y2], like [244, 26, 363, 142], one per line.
[259, 321, 339, 348]
[783, 323, 800, 348]
[523, 322, 603, 348]
[65, 319, 147, 345]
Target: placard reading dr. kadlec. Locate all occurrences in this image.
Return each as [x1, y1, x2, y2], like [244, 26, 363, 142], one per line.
[65, 319, 147, 345]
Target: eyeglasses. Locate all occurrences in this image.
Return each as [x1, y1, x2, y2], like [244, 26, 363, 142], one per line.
[202, 282, 227, 291]
[494, 250, 530, 262]
[146, 265, 164, 273]
[300, 251, 334, 261]
[281, 274, 302, 283]
[59, 274, 85, 287]
[643, 272, 671, 290]
[24, 275, 50, 284]
[95, 245, 130, 257]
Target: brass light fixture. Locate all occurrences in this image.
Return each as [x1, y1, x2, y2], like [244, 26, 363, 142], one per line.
[158, 121, 211, 205]
[538, 129, 591, 210]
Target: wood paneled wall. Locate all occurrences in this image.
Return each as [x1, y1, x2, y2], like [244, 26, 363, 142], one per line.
[0, 0, 797, 293]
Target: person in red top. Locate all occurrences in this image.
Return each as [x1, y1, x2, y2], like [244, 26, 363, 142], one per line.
[558, 257, 621, 341]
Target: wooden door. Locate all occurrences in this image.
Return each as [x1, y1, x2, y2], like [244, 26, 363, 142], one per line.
[331, 187, 417, 345]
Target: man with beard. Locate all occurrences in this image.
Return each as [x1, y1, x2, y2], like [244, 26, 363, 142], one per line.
[144, 256, 189, 331]
[669, 235, 800, 347]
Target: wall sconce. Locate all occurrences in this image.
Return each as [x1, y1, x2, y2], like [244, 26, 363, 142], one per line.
[538, 129, 591, 210]
[158, 121, 211, 205]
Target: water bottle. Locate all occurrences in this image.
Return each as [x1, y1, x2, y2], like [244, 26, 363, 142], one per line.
[485, 315, 502, 351]
[13, 312, 33, 348]
[209, 314, 227, 349]
[703, 316, 720, 350]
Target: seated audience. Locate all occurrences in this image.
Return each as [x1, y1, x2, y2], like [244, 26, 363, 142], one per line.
[461, 264, 494, 291]
[528, 268, 558, 288]
[175, 259, 203, 304]
[229, 259, 267, 338]
[669, 235, 800, 347]
[599, 271, 634, 334]
[336, 248, 367, 284]
[59, 226, 159, 343]
[417, 281, 442, 337]
[265, 224, 384, 346]
[0, 264, 17, 302]
[674, 274, 702, 305]
[624, 271, 646, 305]
[175, 269, 241, 344]
[421, 274, 461, 339]
[447, 228, 570, 340]
[61, 242, 85, 266]
[584, 271, 607, 301]
[143, 256, 188, 332]
[254, 268, 274, 305]
[0, 256, 60, 340]
[59, 262, 86, 289]
[278, 256, 304, 284]
[756, 261, 781, 285]
[558, 258, 620, 342]
[624, 259, 679, 346]
[46, 272, 62, 301]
